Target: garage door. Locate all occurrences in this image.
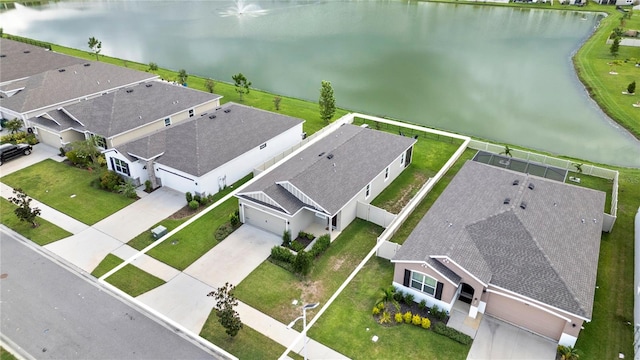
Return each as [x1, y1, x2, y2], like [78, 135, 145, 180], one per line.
[243, 205, 286, 236]
[36, 127, 61, 148]
[485, 292, 565, 341]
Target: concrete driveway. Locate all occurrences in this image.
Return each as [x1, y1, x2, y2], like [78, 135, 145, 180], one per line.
[0, 142, 60, 176]
[184, 225, 281, 288]
[467, 316, 557, 360]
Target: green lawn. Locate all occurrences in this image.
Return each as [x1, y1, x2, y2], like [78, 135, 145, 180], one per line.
[235, 219, 383, 325]
[575, 167, 637, 360]
[0, 347, 17, 360]
[200, 311, 302, 360]
[128, 197, 239, 270]
[309, 257, 470, 360]
[574, 7, 640, 139]
[1, 160, 135, 225]
[565, 171, 613, 214]
[0, 197, 71, 245]
[91, 254, 165, 297]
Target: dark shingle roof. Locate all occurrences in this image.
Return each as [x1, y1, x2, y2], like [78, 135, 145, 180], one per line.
[238, 124, 416, 215]
[1, 61, 157, 114]
[0, 38, 85, 83]
[394, 160, 605, 318]
[58, 81, 221, 137]
[116, 103, 304, 177]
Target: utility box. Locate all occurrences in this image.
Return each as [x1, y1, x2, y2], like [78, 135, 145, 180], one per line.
[151, 225, 167, 239]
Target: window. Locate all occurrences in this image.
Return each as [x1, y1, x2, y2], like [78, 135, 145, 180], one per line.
[384, 167, 389, 181]
[365, 183, 371, 199]
[188, 109, 194, 117]
[410, 271, 437, 296]
[400, 152, 405, 165]
[111, 158, 130, 176]
[164, 118, 171, 126]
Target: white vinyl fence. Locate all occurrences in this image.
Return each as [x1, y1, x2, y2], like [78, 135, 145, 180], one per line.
[356, 202, 397, 228]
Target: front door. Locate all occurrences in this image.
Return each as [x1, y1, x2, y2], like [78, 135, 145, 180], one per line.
[458, 283, 474, 304]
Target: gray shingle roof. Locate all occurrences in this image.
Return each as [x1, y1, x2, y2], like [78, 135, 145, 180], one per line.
[1, 61, 157, 115]
[394, 160, 605, 318]
[238, 124, 417, 215]
[0, 38, 84, 83]
[116, 103, 304, 177]
[56, 81, 221, 137]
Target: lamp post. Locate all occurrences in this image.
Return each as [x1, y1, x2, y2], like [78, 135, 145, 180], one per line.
[286, 302, 319, 360]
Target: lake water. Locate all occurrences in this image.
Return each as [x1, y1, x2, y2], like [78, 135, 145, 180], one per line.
[2, 0, 639, 167]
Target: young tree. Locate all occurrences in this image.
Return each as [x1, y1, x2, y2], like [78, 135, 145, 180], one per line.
[205, 78, 216, 93]
[319, 80, 336, 124]
[207, 283, 243, 337]
[5, 118, 23, 134]
[628, 81, 636, 94]
[231, 73, 252, 101]
[273, 96, 282, 111]
[610, 36, 620, 58]
[148, 62, 158, 72]
[177, 69, 188, 85]
[88, 36, 102, 61]
[8, 188, 41, 228]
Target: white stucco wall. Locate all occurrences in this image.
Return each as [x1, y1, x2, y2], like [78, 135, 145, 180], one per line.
[104, 149, 147, 185]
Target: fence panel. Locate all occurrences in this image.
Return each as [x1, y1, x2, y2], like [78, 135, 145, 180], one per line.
[357, 202, 397, 228]
[376, 241, 402, 260]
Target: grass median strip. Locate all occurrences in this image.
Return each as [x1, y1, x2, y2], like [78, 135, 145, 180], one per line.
[91, 254, 165, 297]
[0, 197, 72, 245]
[1, 160, 135, 225]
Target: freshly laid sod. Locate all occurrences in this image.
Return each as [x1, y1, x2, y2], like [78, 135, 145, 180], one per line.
[235, 219, 383, 325]
[200, 310, 302, 360]
[92, 254, 165, 297]
[127, 174, 252, 251]
[309, 257, 470, 360]
[1, 160, 135, 225]
[0, 197, 71, 245]
[91, 253, 124, 278]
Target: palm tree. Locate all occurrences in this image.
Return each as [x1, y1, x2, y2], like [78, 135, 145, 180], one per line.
[557, 345, 580, 360]
[573, 163, 583, 174]
[500, 145, 513, 157]
[377, 286, 400, 311]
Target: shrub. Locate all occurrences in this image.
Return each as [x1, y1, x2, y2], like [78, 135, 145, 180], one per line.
[298, 231, 308, 239]
[306, 232, 315, 240]
[145, 180, 152, 192]
[376, 302, 385, 310]
[282, 229, 291, 247]
[66, 150, 90, 167]
[215, 223, 238, 241]
[403, 311, 412, 324]
[379, 311, 391, 324]
[100, 170, 123, 191]
[394, 312, 403, 323]
[185, 192, 193, 203]
[412, 314, 422, 326]
[270, 246, 294, 263]
[372, 306, 380, 316]
[188, 200, 199, 210]
[229, 212, 239, 227]
[59, 147, 66, 156]
[404, 293, 415, 304]
[418, 299, 427, 311]
[291, 240, 305, 252]
[193, 194, 202, 204]
[421, 317, 431, 329]
[310, 234, 330, 257]
[393, 290, 404, 303]
[432, 323, 472, 345]
[293, 250, 312, 276]
[628, 81, 636, 94]
[117, 180, 137, 198]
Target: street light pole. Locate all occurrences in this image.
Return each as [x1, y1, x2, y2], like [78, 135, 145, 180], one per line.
[286, 302, 319, 360]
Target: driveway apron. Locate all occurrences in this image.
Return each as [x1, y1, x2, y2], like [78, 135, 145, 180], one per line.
[184, 225, 281, 288]
[44, 227, 123, 272]
[467, 315, 557, 360]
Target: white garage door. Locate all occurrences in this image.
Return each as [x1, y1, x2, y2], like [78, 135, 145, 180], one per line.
[485, 292, 566, 341]
[36, 127, 61, 148]
[243, 205, 286, 236]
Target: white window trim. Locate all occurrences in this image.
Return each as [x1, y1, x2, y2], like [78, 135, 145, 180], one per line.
[112, 158, 130, 176]
[365, 183, 371, 199]
[410, 271, 437, 296]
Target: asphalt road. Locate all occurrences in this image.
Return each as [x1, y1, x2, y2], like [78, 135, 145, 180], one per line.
[0, 229, 221, 360]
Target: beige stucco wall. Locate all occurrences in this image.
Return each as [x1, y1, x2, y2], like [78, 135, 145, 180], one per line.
[61, 129, 85, 144]
[110, 120, 166, 148]
[393, 262, 458, 302]
[432, 258, 487, 306]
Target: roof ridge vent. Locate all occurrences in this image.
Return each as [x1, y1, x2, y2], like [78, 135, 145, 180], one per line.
[126, 89, 134, 93]
[209, 115, 216, 119]
[0, 55, 6, 58]
[503, 198, 511, 205]
[145, 83, 152, 87]
[512, 179, 519, 186]
[23, 50, 30, 54]
[58, 69, 66, 72]
[318, 152, 326, 157]
[326, 154, 334, 160]
[224, 109, 231, 113]
[84, 63, 90, 67]
[528, 183, 535, 190]
[520, 202, 527, 210]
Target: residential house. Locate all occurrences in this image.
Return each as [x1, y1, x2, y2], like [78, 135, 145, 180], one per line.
[104, 102, 304, 195]
[392, 160, 605, 347]
[236, 124, 416, 238]
[27, 80, 221, 148]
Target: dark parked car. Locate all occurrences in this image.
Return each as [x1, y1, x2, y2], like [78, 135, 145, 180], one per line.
[0, 143, 32, 165]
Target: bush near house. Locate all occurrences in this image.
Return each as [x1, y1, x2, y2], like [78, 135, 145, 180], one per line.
[268, 233, 332, 276]
[0, 131, 38, 145]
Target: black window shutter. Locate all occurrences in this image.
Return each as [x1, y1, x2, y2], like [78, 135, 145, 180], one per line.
[435, 282, 444, 300]
[110, 157, 115, 171]
[403, 269, 411, 287]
